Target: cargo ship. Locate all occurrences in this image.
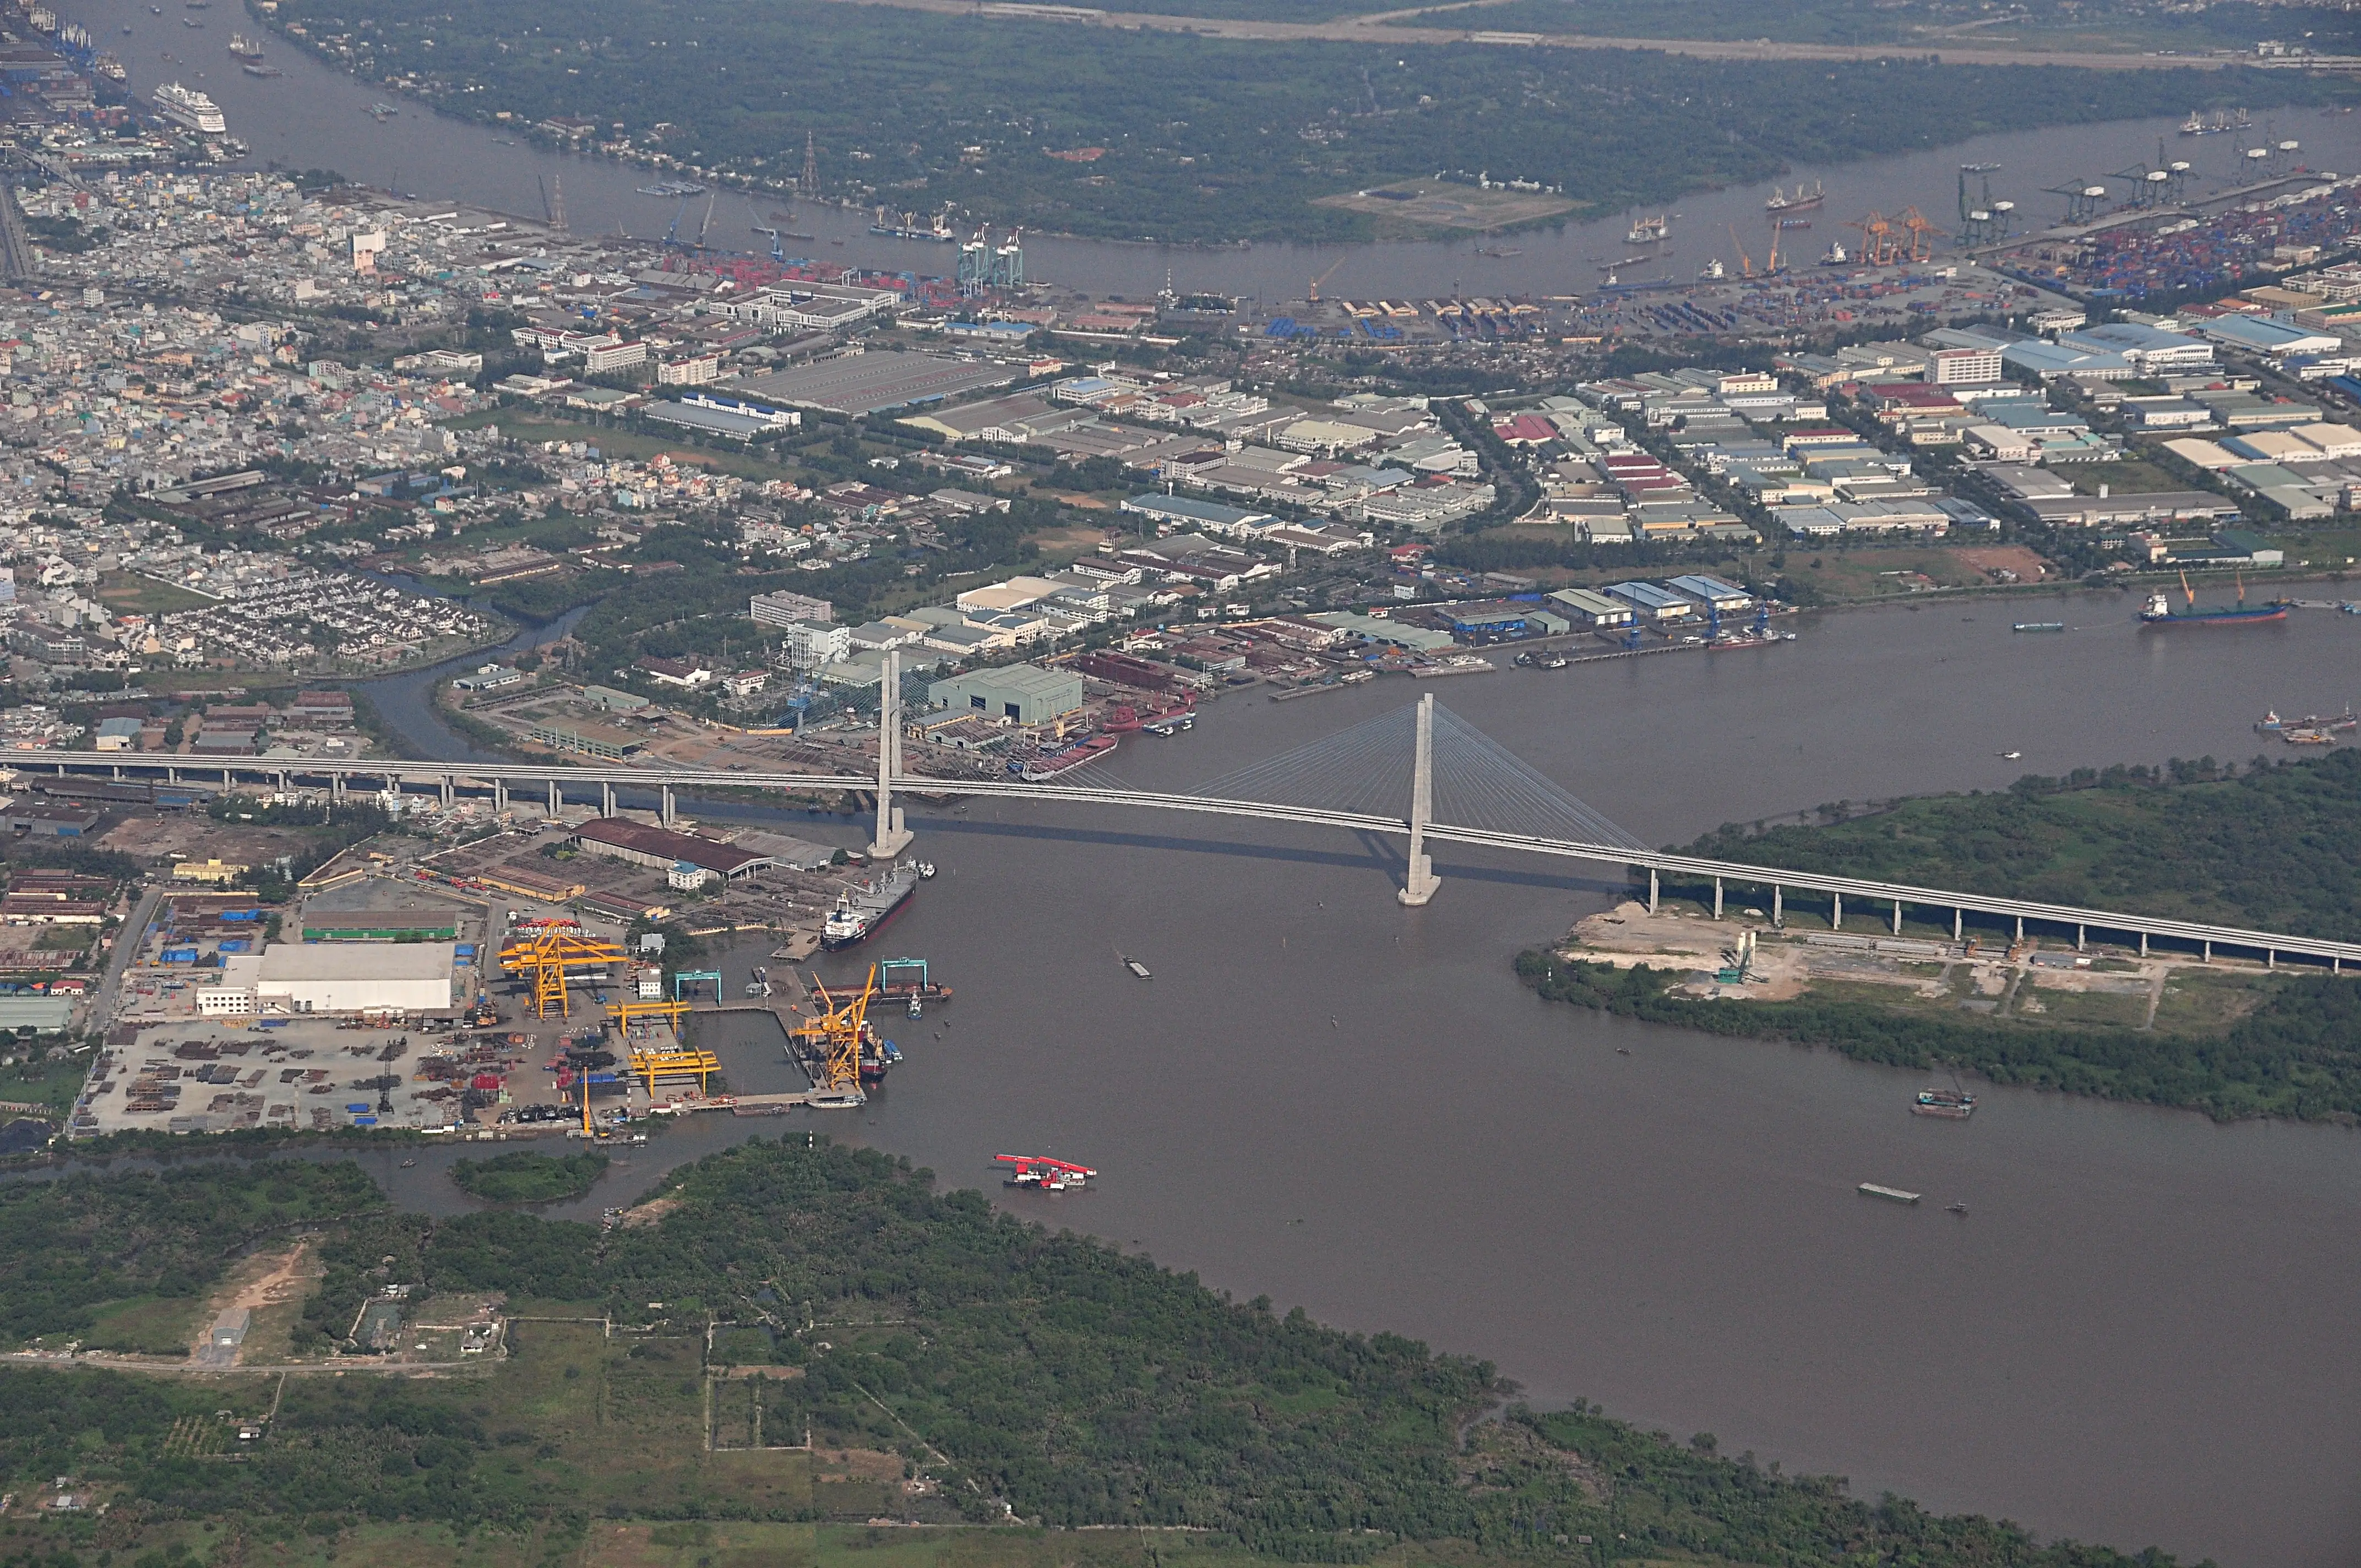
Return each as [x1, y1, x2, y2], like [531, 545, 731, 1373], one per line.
[226, 30, 263, 58]
[150, 81, 225, 134]
[1625, 213, 1669, 244]
[1912, 1088, 1977, 1119]
[1019, 732, 1116, 781]
[820, 862, 920, 950]
[2140, 571, 2285, 627]
[1766, 179, 1825, 213]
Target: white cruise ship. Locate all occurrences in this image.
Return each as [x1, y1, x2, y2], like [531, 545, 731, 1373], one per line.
[151, 81, 226, 135]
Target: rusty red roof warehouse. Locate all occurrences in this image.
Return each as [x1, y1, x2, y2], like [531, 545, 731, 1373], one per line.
[567, 818, 771, 881]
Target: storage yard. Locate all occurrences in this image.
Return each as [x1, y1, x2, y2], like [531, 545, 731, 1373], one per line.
[1988, 172, 2361, 300]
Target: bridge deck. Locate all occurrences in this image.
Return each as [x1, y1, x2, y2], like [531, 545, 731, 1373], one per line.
[9, 748, 2351, 967]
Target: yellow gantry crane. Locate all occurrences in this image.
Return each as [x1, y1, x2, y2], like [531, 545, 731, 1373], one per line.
[605, 997, 719, 1098]
[791, 965, 879, 1093]
[498, 919, 629, 1019]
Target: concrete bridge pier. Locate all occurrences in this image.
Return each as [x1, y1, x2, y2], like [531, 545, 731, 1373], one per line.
[2140, 931, 2148, 957]
[440, 775, 455, 809]
[868, 650, 915, 860]
[1831, 891, 1842, 932]
[1399, 693, 1440, 907]
[548, 780, 562, 819]
[1892, 900, 1903, 936]
[1771, 885, 1782, 927]
[2015, 915, 2025, 941]
[330, 774, 345, 804]
[661, 786, 676, 827]
[1711, 876, 1723, 919]
[493, 780, 508, 815]
[2203, 940, 2212, 963]
[2076, 924, 2086, 952]
[1954, 908, 1963, 941]
[601, 782, 616, 819]
[1645, 867, 1658, 916]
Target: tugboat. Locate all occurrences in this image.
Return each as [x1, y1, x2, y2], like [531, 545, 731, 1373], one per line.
[1912, 1087, 1977, 1119]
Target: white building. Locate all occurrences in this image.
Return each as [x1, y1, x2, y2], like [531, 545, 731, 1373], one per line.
[778, 618, 852, 669]
[215, 944, 457, 1015]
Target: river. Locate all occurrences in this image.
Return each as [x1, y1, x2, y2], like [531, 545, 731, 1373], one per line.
[317, 593, 2361, 1566]
[52, 0, 2361, 301]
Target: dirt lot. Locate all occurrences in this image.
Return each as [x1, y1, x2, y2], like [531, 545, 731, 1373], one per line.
[1563, 900, 2205, 1028]
[97, 812, 319, 868]
[191, 1240, 325, 1365]
[1948, 543, 2053, 583]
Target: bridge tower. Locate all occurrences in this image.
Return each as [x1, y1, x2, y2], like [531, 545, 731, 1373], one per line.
[869, 649, 914, 859]
[1397, 693, 1439, 907]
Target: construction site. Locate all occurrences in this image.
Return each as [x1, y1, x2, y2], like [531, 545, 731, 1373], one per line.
[1558, 898, 2273, 1038]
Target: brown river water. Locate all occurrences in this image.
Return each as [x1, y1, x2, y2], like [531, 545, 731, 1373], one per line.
[331, 591, 2361, 1565]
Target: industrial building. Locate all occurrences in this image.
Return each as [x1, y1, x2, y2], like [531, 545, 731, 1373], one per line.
[569, 818, 771, 881]
[1442, 601, 1570, 641]
[296, 881, 466, 942]
[3, 803, 100, 837]
[927, 663, 1086, 725]
[1543, 587, 1635, 629]
[735, 353, 1019, 417]
[204, 943, 459, 1016]
[1602, 581, 1695, 624]
[1305, 611, 1459, 652]
[1665, 574, 1755, 614]
[1119, 493, 1276, 537]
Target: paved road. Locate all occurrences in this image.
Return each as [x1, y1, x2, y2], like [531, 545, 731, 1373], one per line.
[819, 0, 2242, 69]
[88, 884, 160, 1039]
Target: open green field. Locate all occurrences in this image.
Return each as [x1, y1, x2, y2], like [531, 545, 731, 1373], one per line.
[443, 412, 793, 484]
[96, 569, 217, 614]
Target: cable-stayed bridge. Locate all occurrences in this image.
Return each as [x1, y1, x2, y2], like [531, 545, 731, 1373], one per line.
[3, 666, 2355, 971]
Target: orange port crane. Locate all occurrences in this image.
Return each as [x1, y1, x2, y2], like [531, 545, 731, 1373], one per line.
[1726, 224, 1755, 279]
[790, 965, 879, 1093]
[1846, 210, 1897, 267]
[1308, 257, 1345, 303]
[1896, 205, 1941, 263]
[498, 919, 628, 1019]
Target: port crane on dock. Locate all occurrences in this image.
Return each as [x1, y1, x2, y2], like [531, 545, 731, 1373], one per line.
[791, 965, 880, 1093]
[498, 918, 628, 1019]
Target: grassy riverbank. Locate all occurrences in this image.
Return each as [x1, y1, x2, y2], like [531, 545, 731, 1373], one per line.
[0, 1142, 2202, 1565]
